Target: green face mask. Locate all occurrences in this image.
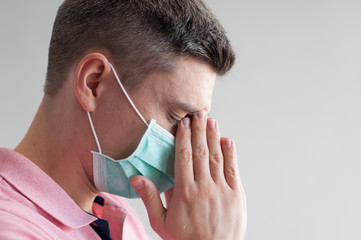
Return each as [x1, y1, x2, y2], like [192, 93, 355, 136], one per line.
[87, 62, 175, 198]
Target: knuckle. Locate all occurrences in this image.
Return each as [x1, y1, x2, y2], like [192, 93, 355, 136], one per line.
[193, 147, 208, 160]
[177, 148, 191, 165]
[225, 166, 238, 177]
[209, 152, 223, 165]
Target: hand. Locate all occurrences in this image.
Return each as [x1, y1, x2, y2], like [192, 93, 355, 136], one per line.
[131, 110, 247, 240]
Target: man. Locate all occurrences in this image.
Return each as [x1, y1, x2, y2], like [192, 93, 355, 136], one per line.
[0, 0, 247, 239]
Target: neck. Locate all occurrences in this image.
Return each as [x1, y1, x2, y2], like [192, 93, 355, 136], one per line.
[15, 95, 99, 213]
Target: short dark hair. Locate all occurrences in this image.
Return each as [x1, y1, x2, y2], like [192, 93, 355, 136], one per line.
[44, 0, 235, 95]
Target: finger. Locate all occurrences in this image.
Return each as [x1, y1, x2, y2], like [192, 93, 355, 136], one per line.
[206, 118, 224, 182]
[191, 110, 211, 181]
[221, 138, 240, 190]
[130, 176, 166, 230]
[164, 187, 174, 208]
[174, 117, 193, 185]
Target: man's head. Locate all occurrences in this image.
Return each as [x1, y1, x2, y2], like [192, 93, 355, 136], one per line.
[45, 0, 235, 95]
[41, 0, 235, 169]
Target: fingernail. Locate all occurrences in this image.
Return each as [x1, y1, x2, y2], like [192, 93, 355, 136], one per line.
[226, 139, 232, 149]
[131, 180, 144, 191]
[207, 119, 216, 129]
[182, 118, 190, 128]
[196, 110, 206, 121]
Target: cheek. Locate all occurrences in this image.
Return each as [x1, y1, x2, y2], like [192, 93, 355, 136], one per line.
[117, 120, 146, 158]
[92, 101, 148, 159]
[158, 118, 178, 137]
[104, 117, 147, 159]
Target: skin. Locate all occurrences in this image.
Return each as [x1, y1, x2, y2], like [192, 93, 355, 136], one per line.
[15, 51, 247, 239]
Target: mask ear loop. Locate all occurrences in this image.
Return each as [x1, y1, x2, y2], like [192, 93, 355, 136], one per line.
[108, 63, 149, 128]
[87, 111, 102, 154]
[87, 62, 149, 154]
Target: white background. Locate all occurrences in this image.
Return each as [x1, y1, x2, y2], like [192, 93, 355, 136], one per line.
[1, 1, 360, 239]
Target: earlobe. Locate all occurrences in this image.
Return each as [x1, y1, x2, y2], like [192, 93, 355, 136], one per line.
[74, 53, 111, 112]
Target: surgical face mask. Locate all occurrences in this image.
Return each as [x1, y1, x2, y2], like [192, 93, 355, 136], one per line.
[87, 62, 175, 198]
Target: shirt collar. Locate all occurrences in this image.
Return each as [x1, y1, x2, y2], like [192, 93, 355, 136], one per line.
[0, 148, 97, 228]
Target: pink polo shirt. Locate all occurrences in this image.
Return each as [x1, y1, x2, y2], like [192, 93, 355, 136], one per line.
[0, 148, 151, 240]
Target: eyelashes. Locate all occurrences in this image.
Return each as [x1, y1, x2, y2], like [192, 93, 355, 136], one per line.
[169, 113, 194, 126]
[170, 114, 181, 124]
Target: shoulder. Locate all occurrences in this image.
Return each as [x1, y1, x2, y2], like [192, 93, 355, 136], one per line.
[0, 198, 87, 240]
[0, 201, 53, 239]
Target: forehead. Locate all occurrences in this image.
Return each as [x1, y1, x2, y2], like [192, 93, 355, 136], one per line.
[154, 56, 217, 113]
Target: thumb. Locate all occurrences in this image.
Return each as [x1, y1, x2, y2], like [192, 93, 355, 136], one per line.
[130, 176, 166, 230]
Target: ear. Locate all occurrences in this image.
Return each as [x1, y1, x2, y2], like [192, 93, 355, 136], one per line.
[74, 53, 112, 112]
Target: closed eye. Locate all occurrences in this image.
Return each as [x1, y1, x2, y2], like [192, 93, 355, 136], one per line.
[168, 113, 194, 127]
[168, 113, 182, 125]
